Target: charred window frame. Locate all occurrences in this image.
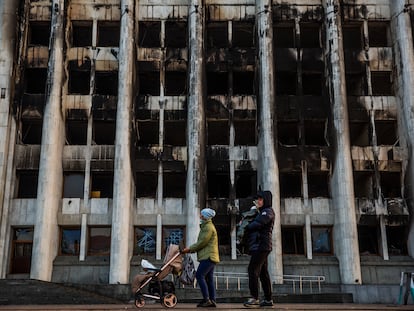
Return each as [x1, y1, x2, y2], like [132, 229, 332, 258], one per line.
[165, 71, 187, 96]
[68, 60, 91, 95]
[63, 172, 84, 198]
[342, 24, 363, 50]
[97, 21, 120, 47]
[134, 226, 156, 255]
[300, 23, 321, 48]
[232, 21, 255, 48]
[164, 120, 186, 146]
[234, 120, 256, 146]
[308, 172, 330, 198]
[375, 120, 398, 146]
[28, 21, 50, 46]
[88, 226, 111, 256]
[138, 68, 160, 96]
[91, 172, 114, 198]
[66, 119, 87, 145]
[302, 73, 322, 96]
[275, 72, 297, 95]
[163, 172, 186, 198]
[304, 120, 327, 146]
[358, 225, 380, 255]
[95, 71, 119, 96]
[368, 22, 390, 47]
[71, 21, 92, 47]
[207, 171, 230, 198]
[165, 21, 187, 48]
[349, 121, 370, 146]
[353, 171, 374, 199]
[233, 71, 255, 95]
[16, 170, 38, 198]
[280, 172, 302, 198]
[346, 72, 367, 96]
[11, 228, 33, 274]
[386, 225, 408, 256]
[138, 21, 161, 48]
[207, 120, 229, 145]
[21, 118, 43, 144]
[235, 171, 257, 198]
[371, 71, 393, 96]
[380, 171, 401, 198]
[25, 68, 47, 94]
[282, 226, 305, 255]
[206, 22, 228, 48]
[136, 172, 157, 198]
[312, 226, 332, 255]
[273, 23, 295, 48]
[92, 120, 116, 145]
[207, 72, 228, 95]
[137, 120, 159, 146]
[59, 227, 81, 256]
[278, 121, 299, 145]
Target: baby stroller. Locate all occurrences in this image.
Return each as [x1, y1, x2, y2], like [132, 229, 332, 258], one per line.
[131, 244, 182, 308]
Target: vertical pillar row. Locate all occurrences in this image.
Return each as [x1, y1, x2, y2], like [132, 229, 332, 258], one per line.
[31, 0, 66, 281]
[109, 0, 135, 284]
[323, 0, 362, 284]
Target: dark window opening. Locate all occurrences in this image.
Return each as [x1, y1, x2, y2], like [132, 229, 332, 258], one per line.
[274, 25, 295, 48]
[206, 22, 228, 48]
[164, 120, 186, 146]
[72, 21, 92, 47]
[346, 73, 367, 96]
[371, 71, 393, 96]
[137, 121, 159, 146]
[93, 120, 116, 145]
[66, 120, 87, 145]
[68, 60, 91, 95]
[282, 227, 305, 255]
[368, 22, 390, 47]
[29, 21, 50, 46]
[380, 172, 401, 198]
[165, 71, 186, 96]
[233, 71, 254, 95]
[97, 21, 120, 47]
[136, 172, 157, 198]
[308, 172, 329, 198]
[342, 25, 362, 49]
[207, 72, 228, 95]
[91, 172, 113, 198]
[60, 227, 81, 256]
[11, 228, 33, 274]
[138, 71, 160, 95]
[215, 211, 231, 255]
[353, 172, 374, 198]
[234, 120, 256, 146]
[280, 172, 302, 198]
[358, 225, 379, 255]
[207, 172, 230, 198]
[95, 71, 118, 96]
[165, 21, 187, 48]
[375, 120, 398, 146]
[207, 120, 229, 145]
[88, 227, 111, 256]
[235, 171, 257, 198]
[349, 122, 370, 146]
[300, 23, 320, 48]
[276, 72, 296, 95]
[21, 118, 42, 144]
[278, 121, 299, 145]
[134, 227, 156, 255]
[138, 21, 161, 48]
[163, 172, 186, 198]
[312, 227, 332, 254]
[63, 173, 84, 198]
[304, 120, 326, 145]
[25, 68, 47, 94]
[387, 226, 408, 256]
[233, 22, 254, 47]
[17, 171, 38, 198]
[302, 73, 322, 95]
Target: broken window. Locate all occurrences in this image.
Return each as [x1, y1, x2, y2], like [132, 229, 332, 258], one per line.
[71, 21, 92, 47]
[304, 120, 326, 146]
[97, 21, 120, 47]
[233, 71, 254, 95]
[164, 120, 186, 146]
[380, 172, 401, 198]
[235, 171, 257, 198]
[302, 73, 322, 96]
[368, 22, 390, 47]
[138, 21, 161, 48]
[63, 172, 84, 198]
[278, 121, 299, 145]
[233, 22, 254, 47]
[207, 72, 228, 95]
[21, 118, 43, 144]
[66, 119, 87, 145]
[11, 228, 33, 274]
[17, 170, 38, 198]
[60, 227, 81, 256]
[375, 120, 398, 146]
[280, 172, 302, 198]
[371, 71, 393, 96]
[353, 172, 374, 198]
[163, 172, 186, 198]
[138, 71, 160, 96]
[25, 68, 47, 94]
[137, 121, 159, 146]
[234, 120, 256, 146]
[276, 72, 296, 95]
[136, 172, 157, 198]
[68, 60, 91, 95]
[346, 73, 367, 96]
[95, 71, 118, 96]
[134, 227, 156, 255]
[282, 226, 305, 255]
[300, 23, 320, 48]
[386, 225, 408, 255]
[358, 225, 379, 255]
[206, 22, 228, 48]
[165, 21, 187, 48]
[207, 171, 230, 198]
[349, 122, 370, 146]
[88, 227, 111, 256]
[207, 120, 229, 145]
[29, 21, 50, 46]
[92, 120, 116, 145]
[308, 172, 330, 198]
[312, 227, 332, 254]
[165, 71, 186, 96]
[342, 24, 362, 49]
[273, 24, 295, 48]
[91, 172, 113, 198]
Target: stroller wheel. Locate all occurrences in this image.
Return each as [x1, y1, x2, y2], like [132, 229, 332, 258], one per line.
[162, 293, 177, 308]
[134, 297, 145, 308]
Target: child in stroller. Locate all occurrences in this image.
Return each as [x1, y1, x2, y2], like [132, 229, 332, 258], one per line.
[131, 244, 182, 308]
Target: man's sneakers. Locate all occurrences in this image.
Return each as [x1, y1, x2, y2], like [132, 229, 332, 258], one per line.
[260, 299, 274, 307]
[197, 299, 216, 308]
[243, 298, 260, 308]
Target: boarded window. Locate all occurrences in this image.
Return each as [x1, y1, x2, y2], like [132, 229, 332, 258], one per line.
[134, 227, 156, 255]
[63, 173, 84, 198]
[163, 227, 185, 253]
[282, 226, 305, 255]
[88, 227, 111, 256]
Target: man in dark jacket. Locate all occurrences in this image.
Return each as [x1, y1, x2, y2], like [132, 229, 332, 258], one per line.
[243, 190, 275, 308]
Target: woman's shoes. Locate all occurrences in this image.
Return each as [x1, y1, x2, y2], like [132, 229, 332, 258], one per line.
[197, 299, 217, 307]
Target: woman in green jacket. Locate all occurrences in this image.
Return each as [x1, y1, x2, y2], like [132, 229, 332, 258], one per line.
[183, 208, 220, 308]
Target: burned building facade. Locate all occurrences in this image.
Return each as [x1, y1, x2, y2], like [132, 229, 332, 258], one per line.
[1, 0, 414, 302]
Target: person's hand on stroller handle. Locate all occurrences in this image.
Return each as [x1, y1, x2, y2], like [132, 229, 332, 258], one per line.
[181, 247, 190, 254]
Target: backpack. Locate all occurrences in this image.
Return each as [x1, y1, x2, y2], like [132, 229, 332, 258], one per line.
[179, 254, 196, 285]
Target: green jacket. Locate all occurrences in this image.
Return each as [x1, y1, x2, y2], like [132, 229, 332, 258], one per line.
[189, 220, 220, 263]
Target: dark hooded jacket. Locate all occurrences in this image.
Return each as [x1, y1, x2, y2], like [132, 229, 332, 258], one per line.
[246, 190, 275, 253]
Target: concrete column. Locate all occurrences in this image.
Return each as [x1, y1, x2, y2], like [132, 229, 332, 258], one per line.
[390, 0, 414, 258]
[323, 0, 362, 284]
[31, 0, 66, 281]
[0, 0, 18, 278]
[255, 0, 283, 283]
[109, 0, 135, 284]
[186, 0, 206, 246]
